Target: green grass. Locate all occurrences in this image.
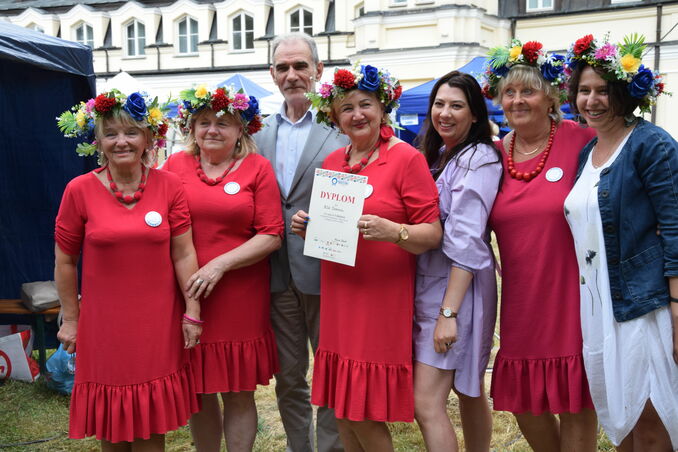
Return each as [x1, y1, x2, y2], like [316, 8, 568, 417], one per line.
[0, 350, 617, 451]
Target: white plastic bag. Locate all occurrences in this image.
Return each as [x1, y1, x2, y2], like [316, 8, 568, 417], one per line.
[0, 325, 39, 382]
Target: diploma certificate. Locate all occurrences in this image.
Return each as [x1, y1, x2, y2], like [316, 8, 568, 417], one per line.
[303, 169, 368, 266]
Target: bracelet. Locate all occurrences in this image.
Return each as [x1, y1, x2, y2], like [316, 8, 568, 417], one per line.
[182, 313, 204, 325]
[670, 297, 678, 304]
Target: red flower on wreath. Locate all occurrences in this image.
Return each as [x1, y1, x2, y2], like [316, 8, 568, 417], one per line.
[393, 85, 403, 100]
[157, 123, 169, 137]
[481, 84, 492, 100]
[211, 88, 231, 112]
[573, 35, 594, 56]
[656, 82, 665, 95]
[334, 69, 356, 89]
[522, 41, 543, 63]
[246, 116, 262, 135]
[94, 94, 117, 113]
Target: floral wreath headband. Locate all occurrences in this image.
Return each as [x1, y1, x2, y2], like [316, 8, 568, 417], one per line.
[173, 85, 263, 136]
[482, 39, 568, 103]
[306, 63, 403, 128]
[566, 33, 668, 114]
[57, 89, 169, 157]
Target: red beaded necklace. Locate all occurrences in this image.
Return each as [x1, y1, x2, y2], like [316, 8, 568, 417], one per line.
[195, 156, 237, 186]
[106, 164, 147, 204]
[343, 139, 380, 174]
[507, 119, 556, 182]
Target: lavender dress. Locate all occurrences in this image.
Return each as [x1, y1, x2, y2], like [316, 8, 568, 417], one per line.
[413, 143, 501, 397]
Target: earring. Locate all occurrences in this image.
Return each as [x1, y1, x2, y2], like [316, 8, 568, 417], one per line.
[624, 114, 636, 127]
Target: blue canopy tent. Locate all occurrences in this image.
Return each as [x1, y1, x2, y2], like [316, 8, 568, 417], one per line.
[0, 22, 96, 299]
[217, 73, 272, 99]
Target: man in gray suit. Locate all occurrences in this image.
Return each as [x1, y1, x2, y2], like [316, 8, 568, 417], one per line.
[254, 33, 348, 452]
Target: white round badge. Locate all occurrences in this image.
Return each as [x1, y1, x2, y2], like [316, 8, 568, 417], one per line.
[364, 184, 374, 198]
[224, 181, 240, 195]
[145, 211, 162, 228]
[545, 167, 564, 183]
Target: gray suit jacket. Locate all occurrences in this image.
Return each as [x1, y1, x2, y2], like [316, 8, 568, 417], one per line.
[255, 113, 349, 295]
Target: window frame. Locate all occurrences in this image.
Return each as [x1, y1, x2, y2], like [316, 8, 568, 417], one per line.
[177, 15, 199, 55]
[289, 7, 313, 35]
[525, 0, 554, 12]
[231, 12, 254, 52]
[125, 19, 146, 57]
[75, 22, 94, 48]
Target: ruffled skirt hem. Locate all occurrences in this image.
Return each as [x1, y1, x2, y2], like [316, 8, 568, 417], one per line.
[490, 353, 594, 415]
[69, 362, 200, 442]
[311, 349, 414, 422]
[191, 328, 279, 394]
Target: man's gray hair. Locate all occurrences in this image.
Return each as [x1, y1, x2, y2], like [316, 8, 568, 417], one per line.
[271, 32, 320, 65]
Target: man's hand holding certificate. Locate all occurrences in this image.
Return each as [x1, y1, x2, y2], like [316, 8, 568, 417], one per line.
[303, 169, 367, 266]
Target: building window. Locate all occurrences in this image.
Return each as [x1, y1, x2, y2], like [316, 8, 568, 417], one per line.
[178, 16, 198, 54]
[390, 0, 407, 6]
[290, 8, 312, 35]
[232, 13, 254, 50]
[526, 0, 553, 11]
[126, 20, 146, 56]
[75, 23, 94, 47]
[355, 3, 365, 18]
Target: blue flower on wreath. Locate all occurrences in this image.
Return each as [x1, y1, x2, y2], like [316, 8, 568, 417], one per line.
[357, 65, 381, 92]
[490, 63, 509, 78]
[123, 92, 147, 121]
[242, 96, 260, 121]
[628, 65, 654, 99]
[541, 54, 565, 82]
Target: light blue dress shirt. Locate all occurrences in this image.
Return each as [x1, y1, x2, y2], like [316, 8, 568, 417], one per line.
[274, 105, 315, 197]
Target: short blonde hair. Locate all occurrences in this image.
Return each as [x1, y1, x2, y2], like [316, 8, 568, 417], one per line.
[94, 109, 154, 166]
[496, 65, 563, 122]
[184, 109, 256, 159]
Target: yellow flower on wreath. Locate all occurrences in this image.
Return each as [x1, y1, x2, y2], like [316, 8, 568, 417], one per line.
[195, 84, 208, 99]
[75, 110, 87, 128]
[509, 45, 523, 61]
[620, 53, 641, 73]
[148, 107, 163, 125]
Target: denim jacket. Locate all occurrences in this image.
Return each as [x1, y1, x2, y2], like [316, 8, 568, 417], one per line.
[575, 118, 678, 322]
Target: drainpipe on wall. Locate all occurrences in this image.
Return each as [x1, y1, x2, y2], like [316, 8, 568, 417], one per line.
[327, 34, 331, 61]
[210, 42, 215, 68]
[511, 18, 516, 40]
[156, 45, 161, 71]
[652, 4, 662, 124]
[103, 48, 110, 73]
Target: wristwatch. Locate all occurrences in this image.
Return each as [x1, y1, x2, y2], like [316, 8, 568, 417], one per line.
[439, 307, 457, 318]
[394, 224, 409, 244]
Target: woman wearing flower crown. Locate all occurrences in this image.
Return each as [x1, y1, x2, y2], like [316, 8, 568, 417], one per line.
[564, 33, 678, 450]
[55, 90, 202, 449]
[412, 71, 502, 452]
[163, 85, 283, 451]
[482, 41, 599, 450]
[292, 64, 442, 450]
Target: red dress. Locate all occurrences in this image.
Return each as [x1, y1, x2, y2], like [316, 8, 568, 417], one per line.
[489, 120, 596, 414]
[311, 140, 440, 422]
[164, 151, 283, 393]
[55, 169, 199, 442]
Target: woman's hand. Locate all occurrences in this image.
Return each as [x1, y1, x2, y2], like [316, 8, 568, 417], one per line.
[57, 319, 78, 354]
[182, 321, 202, 349]
[186, 258, 227, 299]
[291, 210, 309, 239]
[433, 316, 457, 354]
[358, 214, 400, 242]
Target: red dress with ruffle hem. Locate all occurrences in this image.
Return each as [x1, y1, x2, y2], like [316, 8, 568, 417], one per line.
[164, 151, 283, 393]
[488, 120, 595, 414]
[55, 169, 200, 442]
[312, 132, 440, 422]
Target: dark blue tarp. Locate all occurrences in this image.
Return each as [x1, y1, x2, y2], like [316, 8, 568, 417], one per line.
[217, 73, 272, 99]
[0, 22, 97, 298]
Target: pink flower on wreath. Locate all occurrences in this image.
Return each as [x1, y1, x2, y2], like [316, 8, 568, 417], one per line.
[85, 98, 96, 113]
[594, 42, 618, 61]
[231, 93, 249, 110]
[319, 83, 333, 98]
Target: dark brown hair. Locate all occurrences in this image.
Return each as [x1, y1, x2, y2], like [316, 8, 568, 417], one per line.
[416, 71, 500, 178]
[568, 62, 641, 119]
